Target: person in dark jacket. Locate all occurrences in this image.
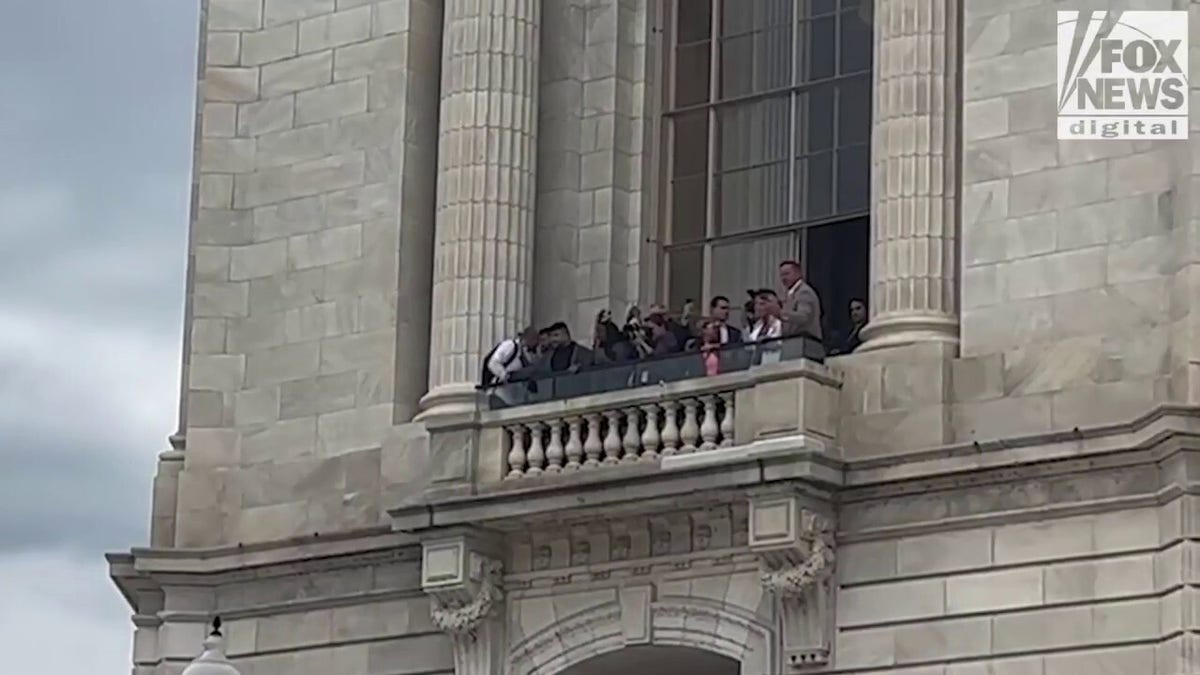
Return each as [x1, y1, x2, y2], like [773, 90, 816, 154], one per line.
[708, 295, 743, 345]
[830, 298, 868, 356]
[537, 322, 594, 374]
[645, 313, 681, 355]
[593, 310, 638, 363]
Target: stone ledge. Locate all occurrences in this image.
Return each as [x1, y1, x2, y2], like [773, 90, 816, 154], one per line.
[390, 442, 838, 533]
[116, 526, 410, 576]
[845, 404, 1200, 486]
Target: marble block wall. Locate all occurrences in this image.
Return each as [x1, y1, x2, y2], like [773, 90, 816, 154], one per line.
[831, 451, 1200, 674]
[173, 0, 443, 547]
[1176, 3, 1200, 405]
[533, 0, 649, 338]
[836, 503, 1185, 674]
[129, 543, 455, 675]
[958, 0, 1179, 414]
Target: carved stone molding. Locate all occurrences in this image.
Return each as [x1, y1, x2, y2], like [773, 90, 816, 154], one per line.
[422, 537, 504, 636]
[421, 535, 506, 674]
[429, 556, 503, 637]
[508, 503, 749, 574]
[748, 496, 836, 670]
[757, 510, 835, 598]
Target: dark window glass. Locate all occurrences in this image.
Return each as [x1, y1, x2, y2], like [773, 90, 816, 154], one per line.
[671, 174, 708, 243]
[675, 42, 712, 107]
[667, 246, 705, 311]
[805, 152, 833, 219]
[836, 144, 870, 213]
[678, 0, 713, 43]
[806, 17, 836, 80]
[721, 0, 752, 36]
[803, 84, 835, 153]
[672, 112, 709, 178]
[837, 75, 871, 145]
[839, 10, 873, 74]
[791, 157, 807, 221]
[805, 217, 869, 341]
[720, 33, 754, 98]
[808, 0, 837, 17]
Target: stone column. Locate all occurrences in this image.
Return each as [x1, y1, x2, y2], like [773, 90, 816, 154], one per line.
[420, 0, 541, 419]
[860, 0, 960, 352]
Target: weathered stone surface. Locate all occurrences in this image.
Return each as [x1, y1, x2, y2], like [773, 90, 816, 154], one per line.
[230, 240, 288, 281]
[206, 66, 261, 102]
[299, 6, 372, 52]
[203, 102, 238, 138]
[296, 79, 368, 125]
[206, 31, 241, 66]
[264, 0, 335, 27]
[209, 0, 264, 31]
[241, 24, 298, 66]
[332, 35, 407, 81]
[261, 51, 333, 97]
[238, 96, 296, 137]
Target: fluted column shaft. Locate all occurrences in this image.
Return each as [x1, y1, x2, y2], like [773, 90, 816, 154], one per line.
[861, 0, 960, 351]
[421, 0, 541, 417]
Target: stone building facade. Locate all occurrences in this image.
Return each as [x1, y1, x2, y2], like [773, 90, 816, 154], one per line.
[108, 0, 1200, 674]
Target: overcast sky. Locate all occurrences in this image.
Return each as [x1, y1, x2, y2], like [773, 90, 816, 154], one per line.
[0, 1, 198, 671]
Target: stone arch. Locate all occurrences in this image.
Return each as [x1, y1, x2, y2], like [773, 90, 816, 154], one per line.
[508, 596, 776, 675]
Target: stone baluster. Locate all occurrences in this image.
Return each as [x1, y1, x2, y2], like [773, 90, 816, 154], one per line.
[506, 424, 527, 479]
[622, 407, 642, 462]
[418, 0, 544, 419]
[640, 404, 661, 461]
[526, 422, 546, 476]
[545, 419, 564, 473]
[660, 400, 680, 456]
[861, 0, 960, 351]
[719, 392, 735, 447]
[602, 410, 623, 465]
[564, 417, 584, 470]
[699, 395, 719, 451]
[680, 399, 701, 453]
[583, 413, 603, 467]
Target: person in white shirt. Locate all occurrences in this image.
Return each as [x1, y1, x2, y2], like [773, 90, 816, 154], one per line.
[746, 290, 784, 343]
[481, 326, 538, 388]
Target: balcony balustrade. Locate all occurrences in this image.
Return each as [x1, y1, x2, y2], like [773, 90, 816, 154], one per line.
[393, 335, 843, 533]
[446, 337, 841, 485]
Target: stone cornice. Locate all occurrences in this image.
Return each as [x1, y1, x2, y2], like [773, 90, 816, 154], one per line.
[108, 528, 421, 611]
[845, 404, 1200, 484]
[390, 443, 837, 532]
[125, 526, 407, 572]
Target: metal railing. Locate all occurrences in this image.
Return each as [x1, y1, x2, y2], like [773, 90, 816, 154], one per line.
[482, 334, 825, 410]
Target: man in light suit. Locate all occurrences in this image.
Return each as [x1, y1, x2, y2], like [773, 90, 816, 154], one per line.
[778, 260, 824, 350]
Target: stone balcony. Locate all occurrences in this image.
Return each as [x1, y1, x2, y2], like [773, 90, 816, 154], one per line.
[391, 339, 843, 530]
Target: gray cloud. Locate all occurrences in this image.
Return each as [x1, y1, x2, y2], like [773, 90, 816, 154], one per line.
[0, 0, 201, 670]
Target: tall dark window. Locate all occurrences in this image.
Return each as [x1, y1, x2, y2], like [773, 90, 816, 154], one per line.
[660, 0, 872, 337]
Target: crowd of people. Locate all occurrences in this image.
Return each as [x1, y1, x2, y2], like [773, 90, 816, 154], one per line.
[481, 260, 868, 390]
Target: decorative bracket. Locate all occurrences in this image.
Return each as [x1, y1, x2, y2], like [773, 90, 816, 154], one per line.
[749, 496, 836, 670]
[421, 536, 505, 640]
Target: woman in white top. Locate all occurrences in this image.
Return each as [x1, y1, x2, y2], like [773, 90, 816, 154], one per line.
[746, 290, 784, 342]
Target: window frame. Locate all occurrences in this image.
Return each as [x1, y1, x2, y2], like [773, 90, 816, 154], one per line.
[654, 0, 872, 311]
